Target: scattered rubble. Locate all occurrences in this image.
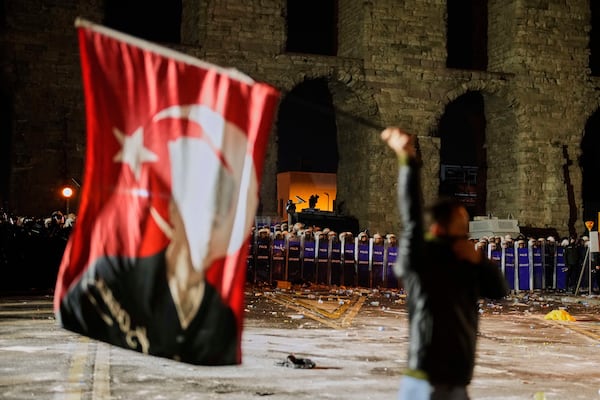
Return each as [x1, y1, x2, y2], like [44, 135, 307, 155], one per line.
[244, 283, 600, 329]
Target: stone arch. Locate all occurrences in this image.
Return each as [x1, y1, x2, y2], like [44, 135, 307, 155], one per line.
[431, 81, 518, 219]
[434, 91, 487, 217]
[269, 70, 383, 231]
[276, 78, 338, 174]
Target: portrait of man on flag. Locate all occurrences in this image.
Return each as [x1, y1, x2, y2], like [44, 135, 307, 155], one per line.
[53, 20, 279, 365]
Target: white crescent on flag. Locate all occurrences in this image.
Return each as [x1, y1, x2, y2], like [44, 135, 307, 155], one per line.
[150, 104, 259, 273]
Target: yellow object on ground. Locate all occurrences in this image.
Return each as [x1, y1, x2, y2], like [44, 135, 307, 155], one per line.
[544, 309, 576, 322]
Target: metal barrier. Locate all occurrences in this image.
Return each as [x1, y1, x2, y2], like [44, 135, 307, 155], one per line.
[246, 235, 594, 292]
[246, 235, 400, 288]
[493, 242, 573, 293]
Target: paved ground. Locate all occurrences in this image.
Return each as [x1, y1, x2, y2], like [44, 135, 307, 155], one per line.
[1, 287, 600, 399]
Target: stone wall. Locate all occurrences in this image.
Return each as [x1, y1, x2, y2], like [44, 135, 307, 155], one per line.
[0, 1, 104, 214]
[1, 0, 598, 237]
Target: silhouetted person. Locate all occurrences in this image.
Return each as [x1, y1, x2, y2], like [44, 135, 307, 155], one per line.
[381, 127, 508, 400]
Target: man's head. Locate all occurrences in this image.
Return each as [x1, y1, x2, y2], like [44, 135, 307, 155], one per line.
[386, 233, 397, 246]
[358, 231, 369, 243]
[427, 197, 469, 240]
[52, 211, 65, 226]
[258, 228, 270, 240]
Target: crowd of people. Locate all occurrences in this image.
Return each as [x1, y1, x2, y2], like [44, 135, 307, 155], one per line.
[1, 205, 598, 293]
[0, 209, 75, 290]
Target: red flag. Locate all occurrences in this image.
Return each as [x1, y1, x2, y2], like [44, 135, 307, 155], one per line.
[54, 19, 279, 365]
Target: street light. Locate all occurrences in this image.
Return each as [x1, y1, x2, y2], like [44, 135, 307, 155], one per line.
[324, 192, 330, 211]
[585, 220, 595, 294]
[62, 186, 74, 214]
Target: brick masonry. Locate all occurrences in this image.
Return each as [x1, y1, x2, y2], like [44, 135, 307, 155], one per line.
[1, 0, 598, 237]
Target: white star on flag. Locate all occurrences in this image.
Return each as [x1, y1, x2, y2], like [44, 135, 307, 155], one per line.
[112, 126, 159, 180]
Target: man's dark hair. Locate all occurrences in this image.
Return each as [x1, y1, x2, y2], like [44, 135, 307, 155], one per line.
[426, 197, 465, 227]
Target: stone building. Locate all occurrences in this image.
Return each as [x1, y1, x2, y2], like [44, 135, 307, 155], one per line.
[1, 0, 599, 238]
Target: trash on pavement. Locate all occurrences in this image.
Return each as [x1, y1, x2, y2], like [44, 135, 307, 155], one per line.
[544, 309, 576, 321]
[275, 354, 316, 369]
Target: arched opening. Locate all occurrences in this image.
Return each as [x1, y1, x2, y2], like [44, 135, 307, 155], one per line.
[104, 0, 182, 43]
[446, 0, 487, 71]
[275, 78, 339, 218]
[581, 111, 600, 228]
[285, 0, 338, 56]
[277, 78, 338, 174]
[435, 91, 487, 217]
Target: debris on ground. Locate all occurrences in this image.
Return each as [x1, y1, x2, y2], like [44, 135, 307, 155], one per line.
[275, 354, 316, 369]
[244, 283, 600, 329]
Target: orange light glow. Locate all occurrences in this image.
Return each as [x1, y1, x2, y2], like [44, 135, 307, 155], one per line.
[276, 172, 337, 219]
[62, 187, 74, 198]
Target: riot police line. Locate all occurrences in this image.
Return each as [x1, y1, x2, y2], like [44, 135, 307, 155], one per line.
[247, 232, 400, 289]
[246, 233, 599, 293]
[490, 239, 597, 293]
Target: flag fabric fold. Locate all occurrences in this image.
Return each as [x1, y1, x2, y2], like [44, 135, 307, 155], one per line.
[54, 19, 279, 365]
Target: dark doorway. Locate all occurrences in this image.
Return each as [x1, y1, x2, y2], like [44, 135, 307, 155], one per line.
[285, 0, 337, 56]
[446, 0, 488, 71]
[276, 78, 338, 173]
[436, 91, 487, 217]
[104, 0, 182, 43]
[581, 111, 600, 228]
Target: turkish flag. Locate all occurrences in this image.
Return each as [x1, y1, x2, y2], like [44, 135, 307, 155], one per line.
[54, 19, 279, 365]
